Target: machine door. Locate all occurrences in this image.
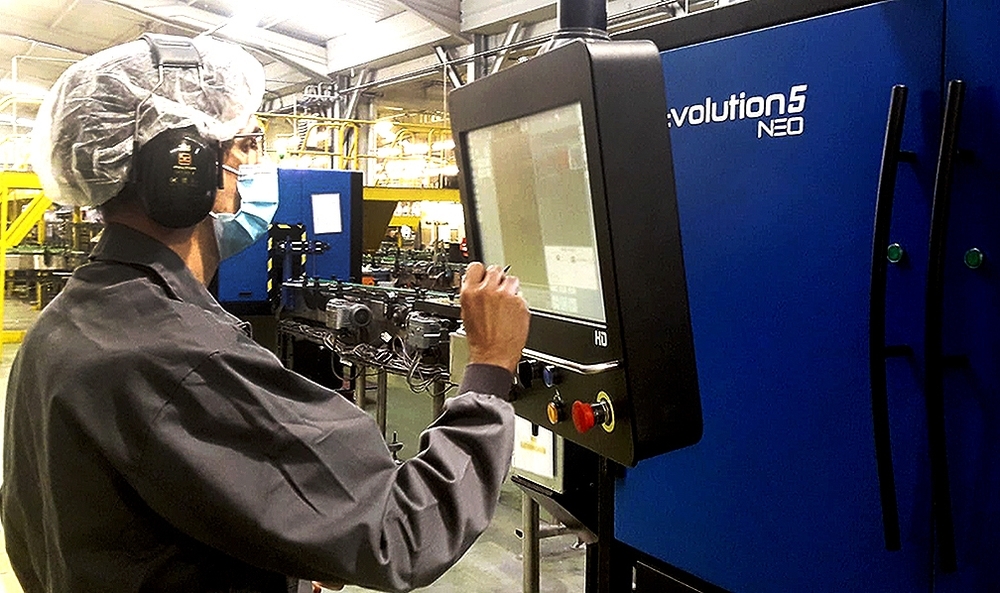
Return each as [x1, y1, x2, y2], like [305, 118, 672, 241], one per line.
[934, 1, 1000, 590]
[614, 2, 943, 591]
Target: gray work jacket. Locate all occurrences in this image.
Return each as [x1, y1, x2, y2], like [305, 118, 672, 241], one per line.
[1, 223, 516, 593]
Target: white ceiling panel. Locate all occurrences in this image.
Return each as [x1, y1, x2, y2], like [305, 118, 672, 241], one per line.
[461, 0, 552, 34]
[0, 0, 594, 111]
[269, 2, 406, 44]
[393, 0, 461, 38]
[326, 9, 451, 74]
[0, 0, 157, 97]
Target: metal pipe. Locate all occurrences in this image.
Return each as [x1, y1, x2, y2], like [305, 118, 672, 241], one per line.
[49, 0, 82, 30]
[434, 46, 464, 89]
[0, 96, 52, 114]
[11, 56, 16, 137]
[611, 0, 684, 23]
[7, 55, 85, 136]
[290, 0, 704, 103]
[331, 32, 554, 96]
[522, 493, 540, 593]
[515, 522, 571, 541]
[354, 365, 368, 407]
[540, 0, 609, 52]
[556, 0, 608, 37]
[10, 55, 78, 66]
[538, 524, 571, 539]
[0, 33, 89, 58]
[431, 380, 445, 419]
[489, 21, 522, 76]
[338, 2, 674, 94]
[376, 368, 388, 437]
[332, 0, 682, 98]
[343, 69, 369, 120]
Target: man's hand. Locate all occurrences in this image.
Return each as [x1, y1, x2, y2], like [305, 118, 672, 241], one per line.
[460, 263, 530, 373]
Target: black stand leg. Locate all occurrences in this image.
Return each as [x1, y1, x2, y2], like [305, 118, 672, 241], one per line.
[586, 456, 630, 593]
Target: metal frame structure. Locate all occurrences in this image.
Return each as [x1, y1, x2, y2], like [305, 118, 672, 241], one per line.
[0, 171, 52, 344]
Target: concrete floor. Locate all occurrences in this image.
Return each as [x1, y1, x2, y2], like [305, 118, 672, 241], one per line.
[0, 297, 586, 593]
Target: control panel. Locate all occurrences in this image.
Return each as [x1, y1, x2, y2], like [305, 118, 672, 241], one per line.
[509, 345, 636, 464]
[450, 38, 702, 465]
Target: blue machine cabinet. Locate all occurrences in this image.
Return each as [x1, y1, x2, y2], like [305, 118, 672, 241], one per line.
[613, 0, 999, 591]
[936, 2, 1000, 591]
[217, 168, 363, 313]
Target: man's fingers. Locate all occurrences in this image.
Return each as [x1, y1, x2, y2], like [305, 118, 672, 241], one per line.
[485, 265, 505, 288]
[502, 275, 521, 296]
[462, 263, 524, 306]
[462, 262, 486, 289]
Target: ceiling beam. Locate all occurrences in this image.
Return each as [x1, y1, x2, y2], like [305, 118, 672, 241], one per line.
[0, 32, 92, 57]
[0, 15, 119, 55]
[390, 0, 464, 40]
[326, 10, 451, 74]
[98, 0, 330, 80]
[461, 0, 688, 35]
[433, 46, 463, 88]
[461, 0, 552, 33]
[49, 0, 85, 31]
[489, 21, 522, 75]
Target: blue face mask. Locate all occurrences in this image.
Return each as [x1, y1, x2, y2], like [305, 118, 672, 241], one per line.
[212, 163, 279, 260]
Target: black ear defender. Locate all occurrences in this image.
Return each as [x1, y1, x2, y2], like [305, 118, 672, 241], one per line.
[134, 126, 220, 228]
[128, 34, 224, 228]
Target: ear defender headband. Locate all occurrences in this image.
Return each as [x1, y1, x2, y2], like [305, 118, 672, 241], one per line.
[130, 34, 225, 228]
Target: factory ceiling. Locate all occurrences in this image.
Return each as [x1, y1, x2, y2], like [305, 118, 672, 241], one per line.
[0, 0, 458, 99]
[0, 0, 738, 125]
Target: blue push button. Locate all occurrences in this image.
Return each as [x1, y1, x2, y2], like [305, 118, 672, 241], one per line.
[542, 365, 562, 388]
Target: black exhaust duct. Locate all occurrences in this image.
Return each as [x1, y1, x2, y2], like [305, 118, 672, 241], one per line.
[558, 0, 608, 38]
[544, 0, 610, 50]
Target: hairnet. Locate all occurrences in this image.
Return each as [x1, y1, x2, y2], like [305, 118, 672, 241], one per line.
[31, 36, 265, 207]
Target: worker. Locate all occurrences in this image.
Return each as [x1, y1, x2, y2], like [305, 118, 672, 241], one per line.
[1, 35, 530, 593]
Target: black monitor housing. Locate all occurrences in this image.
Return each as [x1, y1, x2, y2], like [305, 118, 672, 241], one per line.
[449, 39, 701, 466]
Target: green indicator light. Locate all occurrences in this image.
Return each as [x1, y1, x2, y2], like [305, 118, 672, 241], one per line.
[886, 243, 905, 264]
[964, 248, 985, 269]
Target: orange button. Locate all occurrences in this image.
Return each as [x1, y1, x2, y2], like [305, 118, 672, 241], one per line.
[546, 401, 563, 424]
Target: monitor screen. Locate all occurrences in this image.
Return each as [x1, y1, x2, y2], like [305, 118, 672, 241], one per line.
[465, 102, 606, 323]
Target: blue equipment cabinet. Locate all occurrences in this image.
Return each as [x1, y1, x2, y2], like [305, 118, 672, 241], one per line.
[217, 168, 363, 313]
[937, 2, 1000, 591]
[613, 0, 1000, 591]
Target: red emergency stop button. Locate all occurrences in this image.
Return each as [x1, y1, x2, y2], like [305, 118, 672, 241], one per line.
[572, 400, 611, 434]
[572, 401, 594, 432]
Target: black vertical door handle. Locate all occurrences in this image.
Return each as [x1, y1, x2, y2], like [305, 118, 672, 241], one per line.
[870, 84, 912, 551]
[925, 79, 965, 574]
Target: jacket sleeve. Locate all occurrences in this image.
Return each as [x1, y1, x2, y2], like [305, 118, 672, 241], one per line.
[130, 339, 515, 593]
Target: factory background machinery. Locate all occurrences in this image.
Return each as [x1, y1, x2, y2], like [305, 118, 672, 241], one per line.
[217, 168, 364, 314]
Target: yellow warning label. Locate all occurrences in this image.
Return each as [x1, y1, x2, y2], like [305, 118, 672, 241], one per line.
[519, 440, 547, 455]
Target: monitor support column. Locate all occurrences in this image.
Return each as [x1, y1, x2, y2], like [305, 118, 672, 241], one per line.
[543, 0, 610, 53]
[587, 456, 629, 593]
